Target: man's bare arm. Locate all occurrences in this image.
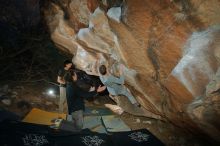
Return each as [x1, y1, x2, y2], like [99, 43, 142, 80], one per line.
[57, 76, 65, 84]
[72, 72, 77, 81]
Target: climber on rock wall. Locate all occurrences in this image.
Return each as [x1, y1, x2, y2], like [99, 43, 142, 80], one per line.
[99, 64, 140, 107]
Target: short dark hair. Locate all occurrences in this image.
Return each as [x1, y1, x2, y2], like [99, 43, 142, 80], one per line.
[63, 60, 72, 67]
[99, 65, 107, 75]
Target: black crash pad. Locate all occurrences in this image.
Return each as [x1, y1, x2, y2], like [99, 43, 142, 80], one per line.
[0, 120, 112, 146]
[110, 129, 165, 146]
[0, 109, 21, 122]
[0, 120, 164, 146]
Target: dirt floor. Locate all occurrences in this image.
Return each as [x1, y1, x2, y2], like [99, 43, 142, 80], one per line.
[0, 82, 212, 146]
[0, 82, 59, 117]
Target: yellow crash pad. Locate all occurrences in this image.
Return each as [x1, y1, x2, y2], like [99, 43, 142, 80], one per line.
[22, 108, 66, 125]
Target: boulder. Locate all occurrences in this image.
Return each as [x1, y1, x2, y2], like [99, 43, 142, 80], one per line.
[43, 0, 220, 141]
[107, 7, 121, 23]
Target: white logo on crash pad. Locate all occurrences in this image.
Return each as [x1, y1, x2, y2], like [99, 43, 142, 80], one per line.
[128, 132, 150, 142]
[81, 135, 105, 146]
[22, 134, 49, 146]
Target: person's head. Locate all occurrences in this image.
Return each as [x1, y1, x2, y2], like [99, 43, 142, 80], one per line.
[63, 60, 72, 69]
[99, 65, 107, 75]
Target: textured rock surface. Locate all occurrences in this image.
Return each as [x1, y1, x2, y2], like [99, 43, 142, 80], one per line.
[165, 27, 220, 102]
[43, 0, 220, 142]
[107, 7, 121, 22]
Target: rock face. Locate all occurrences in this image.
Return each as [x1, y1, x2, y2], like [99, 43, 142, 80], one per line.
[43, 0, 220, 142]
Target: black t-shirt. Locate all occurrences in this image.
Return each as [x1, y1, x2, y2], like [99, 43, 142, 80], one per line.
[64, 70, 74, 83]
[66, 83, 97, 113]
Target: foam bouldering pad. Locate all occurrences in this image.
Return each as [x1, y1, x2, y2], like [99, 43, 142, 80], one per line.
[84, 107, 113, 116]
[110, 129, 165, 146]
[0, 109, 21, 122]
[0, 120, 54, 146]
[22, 108, 66, 125]
[83, 116, 107, 133]
[0, 120, 164, 146]
[54, 131, 112, 146]
[0, 120, 112, 146]
[102, 115, 131, 132]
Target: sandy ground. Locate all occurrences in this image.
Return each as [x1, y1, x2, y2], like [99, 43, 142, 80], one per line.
[0, 83, 212, 146]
